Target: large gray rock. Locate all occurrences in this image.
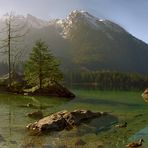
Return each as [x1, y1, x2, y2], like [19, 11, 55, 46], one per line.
[26, 109, 110, 134]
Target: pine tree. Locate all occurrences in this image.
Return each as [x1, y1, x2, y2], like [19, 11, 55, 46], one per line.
[25, 40, 63, 90]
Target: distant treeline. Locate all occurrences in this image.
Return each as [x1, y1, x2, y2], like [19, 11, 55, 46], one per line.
[0, 62, 24, 75]
[0, 62, 8, 75]
[1, 61, 148, 91]
[64, 71, 148, 90]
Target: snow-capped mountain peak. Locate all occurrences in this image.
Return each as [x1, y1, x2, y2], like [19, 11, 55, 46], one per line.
[67, 10, 105, 24]
[0, 10, 126, 37]
[59, 10, 126, 38]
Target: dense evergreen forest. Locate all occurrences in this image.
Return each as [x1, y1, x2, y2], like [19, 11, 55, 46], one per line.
[64, 71, 148, 91]
[1, 61, 148, 91]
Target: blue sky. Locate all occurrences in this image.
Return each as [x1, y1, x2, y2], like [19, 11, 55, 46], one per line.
[0, 0, 148, 43]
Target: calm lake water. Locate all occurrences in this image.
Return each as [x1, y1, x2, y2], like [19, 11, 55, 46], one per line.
[0, 89, 147, 148]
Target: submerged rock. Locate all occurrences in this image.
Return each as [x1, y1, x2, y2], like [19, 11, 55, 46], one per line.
[26, 109, 111, 134]
[20, 143, 36, 148]
[57, 145, 68, 148]
[0, 134, 6, 143]
[128, 126, 148, 141]
[43, 145, 53, 148]
[9, 140, 17, 144]
[18, 103, 52, 109]
[115, 122, 127, 128]
[27, 110, 43, 119]
[141, 88, 148, 103]
[97, 145, 104, 148]
[134, 114, 143, 118]
[75, 139, 86, 145]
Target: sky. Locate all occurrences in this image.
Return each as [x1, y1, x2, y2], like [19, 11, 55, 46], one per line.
[0, 0, 148, 43]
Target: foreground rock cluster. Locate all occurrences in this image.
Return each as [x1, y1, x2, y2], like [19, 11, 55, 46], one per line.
[26, 109, 110, 134]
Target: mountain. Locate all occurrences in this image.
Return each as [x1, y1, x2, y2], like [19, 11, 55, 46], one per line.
[0, 10, 148, 74]
[0, 13, 49, 28]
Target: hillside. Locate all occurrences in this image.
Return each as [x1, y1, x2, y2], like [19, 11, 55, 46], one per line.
[0, 10, 148, 73]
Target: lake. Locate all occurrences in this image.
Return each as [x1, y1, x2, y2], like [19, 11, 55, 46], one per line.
[0, 89, 147, 148]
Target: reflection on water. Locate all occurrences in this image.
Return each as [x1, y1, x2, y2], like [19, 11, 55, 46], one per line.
[0, 90, 147, 148]
[0, 93, 67, 148]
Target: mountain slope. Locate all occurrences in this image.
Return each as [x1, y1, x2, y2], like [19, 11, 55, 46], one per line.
[0, 11, 148, 73]
[56, 10, 148, 73]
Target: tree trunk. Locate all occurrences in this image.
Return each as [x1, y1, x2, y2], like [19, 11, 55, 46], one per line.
[39, 50, 42, 91]
[8, 21, 11, 88]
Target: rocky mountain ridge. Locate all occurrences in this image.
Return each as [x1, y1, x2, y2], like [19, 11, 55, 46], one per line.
[0, 10, 148, 73]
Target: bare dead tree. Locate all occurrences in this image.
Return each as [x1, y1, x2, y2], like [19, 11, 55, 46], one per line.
[0, 12, 28, 88]
[11, 47, 26, 74]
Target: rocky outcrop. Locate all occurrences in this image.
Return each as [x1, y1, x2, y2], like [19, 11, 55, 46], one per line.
[141, 88, 148, 103]
[26, 109, 111, 134]
[28, 83, 75, 98]
[0, 73, 75, 98]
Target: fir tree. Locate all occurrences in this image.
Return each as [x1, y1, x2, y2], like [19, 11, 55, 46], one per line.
[25, 40, 63, 89]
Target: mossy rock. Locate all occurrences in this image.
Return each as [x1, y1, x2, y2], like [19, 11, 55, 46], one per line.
[24, 83, 75, 98]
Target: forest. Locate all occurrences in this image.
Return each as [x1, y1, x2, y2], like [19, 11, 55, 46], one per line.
[64, 70, 148, 90]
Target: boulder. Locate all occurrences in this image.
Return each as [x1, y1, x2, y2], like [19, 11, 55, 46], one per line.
[26, 109, 109, 134]
[141, 88, 148, 103]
